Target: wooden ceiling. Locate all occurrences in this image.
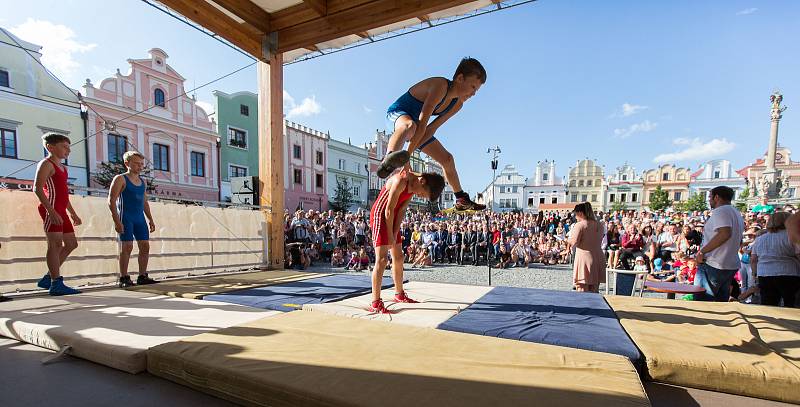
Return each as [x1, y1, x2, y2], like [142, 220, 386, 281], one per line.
[157, 0, 498, 61]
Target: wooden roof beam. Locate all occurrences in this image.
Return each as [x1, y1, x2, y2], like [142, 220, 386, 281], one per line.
[303, 0, 328, 16]
[211, 0, 272, 34]
[158, 0, 262, 58]
[418, 14, 433, 27]
[276, 0, 475, 53]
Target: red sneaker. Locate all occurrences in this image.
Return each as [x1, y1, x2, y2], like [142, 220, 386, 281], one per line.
[393, 291, 419, 303]
[368, 300, 394, 314]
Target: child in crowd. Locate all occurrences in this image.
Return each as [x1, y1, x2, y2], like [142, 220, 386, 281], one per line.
[331, 247, 345, 267]
[633, 256, 648, 272]
[679, 258, 698, 285]
[411, 247, 433, 268]
[378, 58, 487, 211]
[344, 251, 360, 270]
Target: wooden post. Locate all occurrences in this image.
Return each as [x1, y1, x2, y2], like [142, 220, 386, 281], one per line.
[258, 51, 284, 269]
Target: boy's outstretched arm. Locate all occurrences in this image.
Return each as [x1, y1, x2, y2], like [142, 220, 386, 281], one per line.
[406, 83, 447, 154]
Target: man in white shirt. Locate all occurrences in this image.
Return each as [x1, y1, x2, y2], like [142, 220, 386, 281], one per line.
[694, 186, 745, 301]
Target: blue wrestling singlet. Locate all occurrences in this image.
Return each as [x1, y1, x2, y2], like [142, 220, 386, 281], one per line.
[386, 77, 458, 151]
[118, 174, 149, 242]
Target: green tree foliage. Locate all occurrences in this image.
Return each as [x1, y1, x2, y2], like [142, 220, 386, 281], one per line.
[329, 177, 355, 212]
[648, 186, 672, 211]
[682, 192, 709, 212]
[92, 160, 156, 193]
[735, 186, 750, 212]
[611, 200, 628, 213]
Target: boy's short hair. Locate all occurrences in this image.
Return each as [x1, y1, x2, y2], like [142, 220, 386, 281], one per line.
[710, 186, 734, 202]
[454, 57, 487, 83]
[42, 132, 71, 147]
[421, 173, 445, 202]
[123, 151, 145, 162]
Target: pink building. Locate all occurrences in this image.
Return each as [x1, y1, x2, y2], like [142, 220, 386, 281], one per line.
[83, 48, 219, 201]
[284, 121, 328, 211]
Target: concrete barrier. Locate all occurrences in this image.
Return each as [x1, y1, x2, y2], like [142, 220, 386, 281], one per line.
[0, 190, 267, 293]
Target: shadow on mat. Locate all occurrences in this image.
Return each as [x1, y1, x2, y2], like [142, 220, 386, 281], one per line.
[148, 341, 649, 407]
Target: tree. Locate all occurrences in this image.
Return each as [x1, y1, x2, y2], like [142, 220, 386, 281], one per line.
[681, 192, 708, 212]
[329, 177, 354, 212]
[735, 186, 750, 212]
[92, 160, 157, 193]
[648, 186, 672, 211]
[610, 201, 628, 213]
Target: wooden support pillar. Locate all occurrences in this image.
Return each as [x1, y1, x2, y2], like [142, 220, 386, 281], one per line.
[258, 51, 284, 269]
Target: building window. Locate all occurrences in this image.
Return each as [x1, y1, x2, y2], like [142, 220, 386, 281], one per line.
[240, 104, 249, 116]
[107, 134, 126, 162]
[551, 197, 558, 204]
[713, 171, 720, 179]
[228, 128, 247, 149]
[507, 175, 511, 181]
[570, 180, 576, 187]
[1, 128, 17, 158]
[293, 144, 301, 159]
[662, 173, 669, 181]
[154, 88, 165, 107]
[674, 191, 682, 201]
[591, 194, 597, 202]
[293, 168, 302, 184]
[632, 193, 638, 202]
[578, 180, 584, 187]
[0, 70, 9, 88]
[539, 197, 545, 204]
[153, 143, 169, 171]
[581, 194, 588, 202]
[338, 159, 345, 170]
[622, 174, 628, 181]
[587, 180, 593, 187]
[542, 173, 549, 181]
[609, 193, 615, 203]
[229, 165, 247, 178]
[353, 185, 360, 196]
[528, 198, 534, 207]
[621, 193, 627, 202]
[354, 162, 360, 174]
[190, 151, 205, 177]
[511, 186, 518, 193]
[316, 151, 323, 165]
[316, 173, 323, 188]
[571, 193, 578, 202]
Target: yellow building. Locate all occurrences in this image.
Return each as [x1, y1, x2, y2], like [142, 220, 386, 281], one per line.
[642, 164, 692, 206]
[0, 28, 87, 187]
[566, 159, 605, 206]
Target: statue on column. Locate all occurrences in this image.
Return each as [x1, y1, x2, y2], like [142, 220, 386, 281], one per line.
[779, 175, 791, 198]
[759, 175, 771, 197]
[770, 91, 787, 120]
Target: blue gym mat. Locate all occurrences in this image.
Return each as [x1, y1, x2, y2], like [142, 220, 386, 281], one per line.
[437, 287, 642, 364]
[204, 274, 395, 312]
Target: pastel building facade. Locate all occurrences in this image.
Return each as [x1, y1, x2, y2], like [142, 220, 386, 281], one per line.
[641, 164, 692, 205]
[605, 164, 643, 211]
[213, 90, 258, 201]
[523, 160, 566, 212]
[284, 121, 328, 211]
[82, 48, 219, 201]
[0, 28, 87, 187]
[689, 159, 747, 200]
[327, 137, 368, 211]
[566, 159, 605, 205]
[737, 146, 799, 199]
[481, 164, 526, 212]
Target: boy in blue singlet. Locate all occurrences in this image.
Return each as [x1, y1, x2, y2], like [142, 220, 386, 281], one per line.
[377, 57, 487, 211]
[108, 151, 158, 288]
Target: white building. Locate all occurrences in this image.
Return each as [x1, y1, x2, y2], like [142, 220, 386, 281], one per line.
[605, 163, 644, 211]
[328, 137, 369, 211]
[481, 164, 526, 212]
[523, 160, 566, 213]
[689, 159, 747, 200]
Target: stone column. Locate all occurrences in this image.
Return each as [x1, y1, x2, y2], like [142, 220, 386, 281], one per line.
[762, 91, 787, 198]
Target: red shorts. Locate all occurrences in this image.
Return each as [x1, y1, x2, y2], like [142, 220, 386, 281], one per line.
[370, 210, 401, 247]
[38, 206, 74, 234]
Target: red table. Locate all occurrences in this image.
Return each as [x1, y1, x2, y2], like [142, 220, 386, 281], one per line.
[644, 281, 707, 299]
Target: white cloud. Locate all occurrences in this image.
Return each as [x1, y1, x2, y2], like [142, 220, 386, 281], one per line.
[653, 138, 736, 163]
[363, 105, 373, 114]
[9, 19, 96, 79]
[195, 101, 214, 115]
[736, 8, 758, 15]
[283, 90, 321, 119]
[613, 120, 658, 138]
[609, 103, 648, 118]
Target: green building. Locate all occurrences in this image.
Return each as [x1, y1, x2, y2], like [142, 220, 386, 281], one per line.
[213, 90, 258, 201]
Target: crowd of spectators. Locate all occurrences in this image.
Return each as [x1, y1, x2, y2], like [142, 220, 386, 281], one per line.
[282, 199, 799, 307]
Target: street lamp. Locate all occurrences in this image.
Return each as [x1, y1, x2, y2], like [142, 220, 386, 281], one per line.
[486, 145, 501, 286]
[365, 163, 370, 209]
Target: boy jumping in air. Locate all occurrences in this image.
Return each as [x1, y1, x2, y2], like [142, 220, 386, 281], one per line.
[377, 57, 486, 211]
[34, 133, 82, 295]
[368, 169, 445, 313]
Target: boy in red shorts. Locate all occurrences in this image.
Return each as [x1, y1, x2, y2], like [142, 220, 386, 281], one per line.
[368, 170, 445, 313]
[34, 133, 82, 295]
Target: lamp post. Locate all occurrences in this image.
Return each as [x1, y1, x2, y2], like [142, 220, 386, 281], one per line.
[365, 163, 370, 209]
[486, 145, 501, 286]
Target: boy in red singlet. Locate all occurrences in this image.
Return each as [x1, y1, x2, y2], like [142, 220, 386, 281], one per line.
[368, 170, 445, 313]
[34, 133, 82, 295]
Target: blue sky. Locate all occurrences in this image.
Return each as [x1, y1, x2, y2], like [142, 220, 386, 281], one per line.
[3, 0, 799, 194]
